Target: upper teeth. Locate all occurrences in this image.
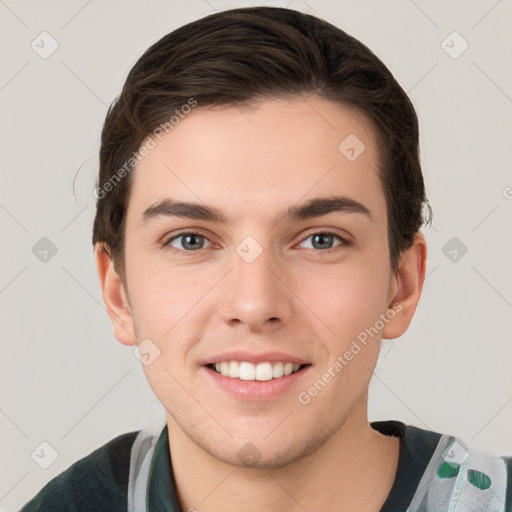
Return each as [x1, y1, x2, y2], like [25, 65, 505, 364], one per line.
[214, 361, 301, 381]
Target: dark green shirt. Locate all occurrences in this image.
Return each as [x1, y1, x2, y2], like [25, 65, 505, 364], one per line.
[19, 420, 512, 511]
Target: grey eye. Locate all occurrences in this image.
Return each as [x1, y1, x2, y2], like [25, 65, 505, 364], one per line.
[169, 233, 211, 251]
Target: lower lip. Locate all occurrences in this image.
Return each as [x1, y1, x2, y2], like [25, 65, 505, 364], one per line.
[202, 365, 312, 401]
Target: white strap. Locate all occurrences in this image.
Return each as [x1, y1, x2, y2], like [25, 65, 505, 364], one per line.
[406, 434, 508, 512]
[127, 424, 163, 512]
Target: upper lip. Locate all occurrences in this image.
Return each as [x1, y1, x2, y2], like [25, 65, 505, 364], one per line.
[200, 350, 311, 366]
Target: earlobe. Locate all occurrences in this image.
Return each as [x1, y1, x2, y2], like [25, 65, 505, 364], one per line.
[382, 233, 427, 339]
[94, 243, 137, 346]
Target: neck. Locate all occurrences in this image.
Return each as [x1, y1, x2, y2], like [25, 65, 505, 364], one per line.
[166, 395, 400, 512]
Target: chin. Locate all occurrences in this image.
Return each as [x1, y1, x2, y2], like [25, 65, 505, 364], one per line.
[200, 424, 332, 470]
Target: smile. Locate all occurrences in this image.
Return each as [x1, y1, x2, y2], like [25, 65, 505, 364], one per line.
[208, 361, 307, 381]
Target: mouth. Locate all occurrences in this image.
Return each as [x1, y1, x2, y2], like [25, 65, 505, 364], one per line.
[200, 351, 313, 400]
[206, 361, 311, 381]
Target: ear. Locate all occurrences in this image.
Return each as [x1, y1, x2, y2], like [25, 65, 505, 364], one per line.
[382, 233, 427, 339]
[94, 243, 137, 346]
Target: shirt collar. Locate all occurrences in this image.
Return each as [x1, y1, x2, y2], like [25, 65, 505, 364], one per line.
[373, 420, 441, 511]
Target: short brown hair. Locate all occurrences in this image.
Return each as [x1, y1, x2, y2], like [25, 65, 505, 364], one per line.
[92, 6, 431, 283]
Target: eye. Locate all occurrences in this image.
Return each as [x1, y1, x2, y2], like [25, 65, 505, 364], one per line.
[166, 232, 212, 252]
[298, 231, 348, 251]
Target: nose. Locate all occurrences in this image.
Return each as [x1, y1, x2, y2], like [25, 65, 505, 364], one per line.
[219, 244, 293, 332]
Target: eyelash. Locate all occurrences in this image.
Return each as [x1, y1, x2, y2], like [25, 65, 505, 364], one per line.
[161, 229, 351, 255]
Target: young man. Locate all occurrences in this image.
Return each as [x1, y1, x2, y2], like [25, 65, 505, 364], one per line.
[20, 6, 511, 512]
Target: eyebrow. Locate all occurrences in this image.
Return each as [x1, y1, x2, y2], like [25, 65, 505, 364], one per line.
[140, 195, 373, 226]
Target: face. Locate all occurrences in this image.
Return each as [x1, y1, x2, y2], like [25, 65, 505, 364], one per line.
[118, 96, 400, 468]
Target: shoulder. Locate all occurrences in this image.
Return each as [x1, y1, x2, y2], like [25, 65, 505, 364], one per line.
[406, 425, 512, 511]
[373, 420, 512, 511]
[18, 430, 139, 512]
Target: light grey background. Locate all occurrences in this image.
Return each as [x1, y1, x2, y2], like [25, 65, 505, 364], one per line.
[1, 0, 511, 509]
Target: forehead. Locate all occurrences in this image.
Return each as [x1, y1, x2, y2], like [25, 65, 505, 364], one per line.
[126, 96, 386, 227]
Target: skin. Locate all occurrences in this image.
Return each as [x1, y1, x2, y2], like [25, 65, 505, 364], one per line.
[95, 95, 427, 511]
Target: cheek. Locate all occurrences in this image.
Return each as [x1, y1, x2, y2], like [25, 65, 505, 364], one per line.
[296, 259, 390, 328]
[127, 264, 217, 371]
